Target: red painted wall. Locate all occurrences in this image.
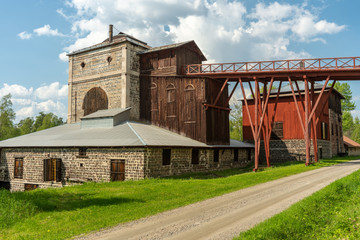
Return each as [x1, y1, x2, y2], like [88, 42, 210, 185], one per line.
[242, 94, 330, 141]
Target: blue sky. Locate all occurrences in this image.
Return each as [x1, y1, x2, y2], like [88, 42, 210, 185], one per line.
[1, 0, 360, 122]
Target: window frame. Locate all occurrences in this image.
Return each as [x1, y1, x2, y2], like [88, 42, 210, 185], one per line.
[110, 159, 125, 182]
[191, 149, 199, 165]
[43, 158, 62, 182]
[162, 149, 171, 166]
[213, 149, 219, 163]
[234, 149, 239, 162]
[14, 157, 24, 179]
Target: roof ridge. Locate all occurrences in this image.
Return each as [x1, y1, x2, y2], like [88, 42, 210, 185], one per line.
[126, 122, 146, 146]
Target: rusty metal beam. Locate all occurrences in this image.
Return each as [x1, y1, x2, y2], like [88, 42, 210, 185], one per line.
[304, 75, 310, 165]
[227, 81, 239, 103]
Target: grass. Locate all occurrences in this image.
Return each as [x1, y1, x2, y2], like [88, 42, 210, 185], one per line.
[0, 156, 358, 240]
[237, 163, 360, 240]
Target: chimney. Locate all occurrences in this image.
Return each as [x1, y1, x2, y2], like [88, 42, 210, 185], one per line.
[109, 24, 113, 43]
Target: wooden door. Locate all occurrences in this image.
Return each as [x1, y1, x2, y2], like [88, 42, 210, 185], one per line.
[111, 160, 125, 181]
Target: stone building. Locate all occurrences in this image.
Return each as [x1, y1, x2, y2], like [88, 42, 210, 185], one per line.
[0, 26, 254, 191]
[242, 82, 344, 162]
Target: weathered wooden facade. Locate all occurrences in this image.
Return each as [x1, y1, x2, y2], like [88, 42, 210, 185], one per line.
[139, 42, 230, 145]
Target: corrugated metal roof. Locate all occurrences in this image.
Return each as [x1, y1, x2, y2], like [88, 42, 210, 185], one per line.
[0, 122, 254, 148]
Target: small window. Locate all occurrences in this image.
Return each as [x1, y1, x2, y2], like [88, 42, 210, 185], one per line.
[162, 149, 171, 165]
[191, 149, 199, 165]
[214, 149, 219, 163]
[14, 158, 23, 179]
[79, 147, 87, 157]
[25, 184, 38, 191]
[80, 62, 85, 68]
[234, 149, 238, 162]
[331, 124, 334, 135]
[107, 56, 112, 64]
[111, 159, 125, 181]
[321, 122, 328, 140]
[44, 159, 62, 182]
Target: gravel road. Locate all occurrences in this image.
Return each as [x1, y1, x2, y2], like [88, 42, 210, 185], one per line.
[77, 160, 360, 240]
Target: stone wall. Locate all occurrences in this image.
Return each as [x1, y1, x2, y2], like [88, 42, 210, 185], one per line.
[1, 146, 254, 191]
[0, 147, 145, 191]
[329, 108, 344, 156]
[145, 148, 253, 178]
[68, 42, 146, 123]
[259, 139, 331, 163]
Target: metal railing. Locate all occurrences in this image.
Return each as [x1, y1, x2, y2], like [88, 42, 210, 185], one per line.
[183, 57, 360, 75]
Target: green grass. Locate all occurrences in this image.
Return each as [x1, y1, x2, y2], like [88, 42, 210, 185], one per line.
[1, 156, 358, 240]
[237, 163, 360, 240]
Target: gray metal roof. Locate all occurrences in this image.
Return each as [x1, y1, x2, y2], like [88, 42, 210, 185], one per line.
[0, 121, 254, 148]
[81, 108, 131, 119]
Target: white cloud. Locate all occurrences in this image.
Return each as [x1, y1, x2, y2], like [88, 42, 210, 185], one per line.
[57, 0, 345, 62]
[33, 24, 66, 37]
[34, 82, 68, 100]
[0, 82, 68, 122]
[18, 31, 32, 40]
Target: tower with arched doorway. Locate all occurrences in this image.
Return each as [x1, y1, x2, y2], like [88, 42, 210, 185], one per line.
[67, 25, 150, 123]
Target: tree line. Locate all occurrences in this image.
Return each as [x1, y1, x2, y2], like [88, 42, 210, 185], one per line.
[230, 82, 360, 143]
[0, 94, 64, 141]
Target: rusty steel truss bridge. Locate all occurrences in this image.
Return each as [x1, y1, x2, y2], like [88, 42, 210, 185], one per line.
[183, 56, 360, 171]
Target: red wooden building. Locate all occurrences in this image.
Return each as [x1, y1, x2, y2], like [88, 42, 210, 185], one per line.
[242, 82, 344, 162]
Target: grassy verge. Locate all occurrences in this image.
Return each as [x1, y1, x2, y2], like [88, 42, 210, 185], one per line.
[1, 156, 358, 240]
[237, 164, 360, 240]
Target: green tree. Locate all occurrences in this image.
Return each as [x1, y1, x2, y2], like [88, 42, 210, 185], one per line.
[0, 94, 19, 140]
[17, 117, 34, 135]
[33, 112, 64, 132]
[334, 82, 356, 111]
[230, 102, 243, 140]
[342, 111, 354, 137]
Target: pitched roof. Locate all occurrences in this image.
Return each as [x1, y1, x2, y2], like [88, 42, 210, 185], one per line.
[269, 82, 344, 99]
[343, 136, 360, 147]
[67, 32, 151, 56]
[0, 121, 254, 148]
[139, 40, 207, 61]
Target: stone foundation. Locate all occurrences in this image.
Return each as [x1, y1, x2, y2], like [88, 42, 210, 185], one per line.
[0, 147, 253, 191]
[258, 139, 331, 164]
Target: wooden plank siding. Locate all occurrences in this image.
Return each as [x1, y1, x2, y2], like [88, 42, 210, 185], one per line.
[242, 94, 330, 141]
[140, 76, 230, 145]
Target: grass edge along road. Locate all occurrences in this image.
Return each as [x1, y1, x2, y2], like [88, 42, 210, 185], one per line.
[0, 156, 358, 240]
[237, 163, 360, 240]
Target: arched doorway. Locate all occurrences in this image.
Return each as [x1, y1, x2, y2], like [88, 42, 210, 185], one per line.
[82, 87, 108, 116]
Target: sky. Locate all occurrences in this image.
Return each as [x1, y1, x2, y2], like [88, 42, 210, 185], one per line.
[1, 0, 360, 122]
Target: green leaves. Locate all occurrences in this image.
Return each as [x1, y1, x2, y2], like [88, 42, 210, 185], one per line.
[0, 94, 64, 141]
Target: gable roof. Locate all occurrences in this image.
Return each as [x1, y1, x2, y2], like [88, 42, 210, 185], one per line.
[67, 32, 151, 56]
[343, 136, 360, 147]
[139, 40, 207, 61]
[269, 82, 344, 99]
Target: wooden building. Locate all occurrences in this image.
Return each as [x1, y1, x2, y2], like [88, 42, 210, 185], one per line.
[139, 41, 230, 145]
[242, 83, 344, 162]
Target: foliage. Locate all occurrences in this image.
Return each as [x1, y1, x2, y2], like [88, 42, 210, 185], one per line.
[0, 156, 356, 240]
[334, 82, 356, 112]
[0, 94, 19, 140]
[342, 111, 354, 135]
[238, 166, 360, 240]
[230, 102, 243, 140]
[0, 94, 64, 140]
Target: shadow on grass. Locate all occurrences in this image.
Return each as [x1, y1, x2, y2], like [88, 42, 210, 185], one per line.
[12, 190, 144, 212]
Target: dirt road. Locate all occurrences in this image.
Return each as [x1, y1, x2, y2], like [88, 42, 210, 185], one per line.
[78, 160, 360, 240]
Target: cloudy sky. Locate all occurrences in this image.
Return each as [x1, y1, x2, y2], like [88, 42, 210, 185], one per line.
[1, 0, 360, 122]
